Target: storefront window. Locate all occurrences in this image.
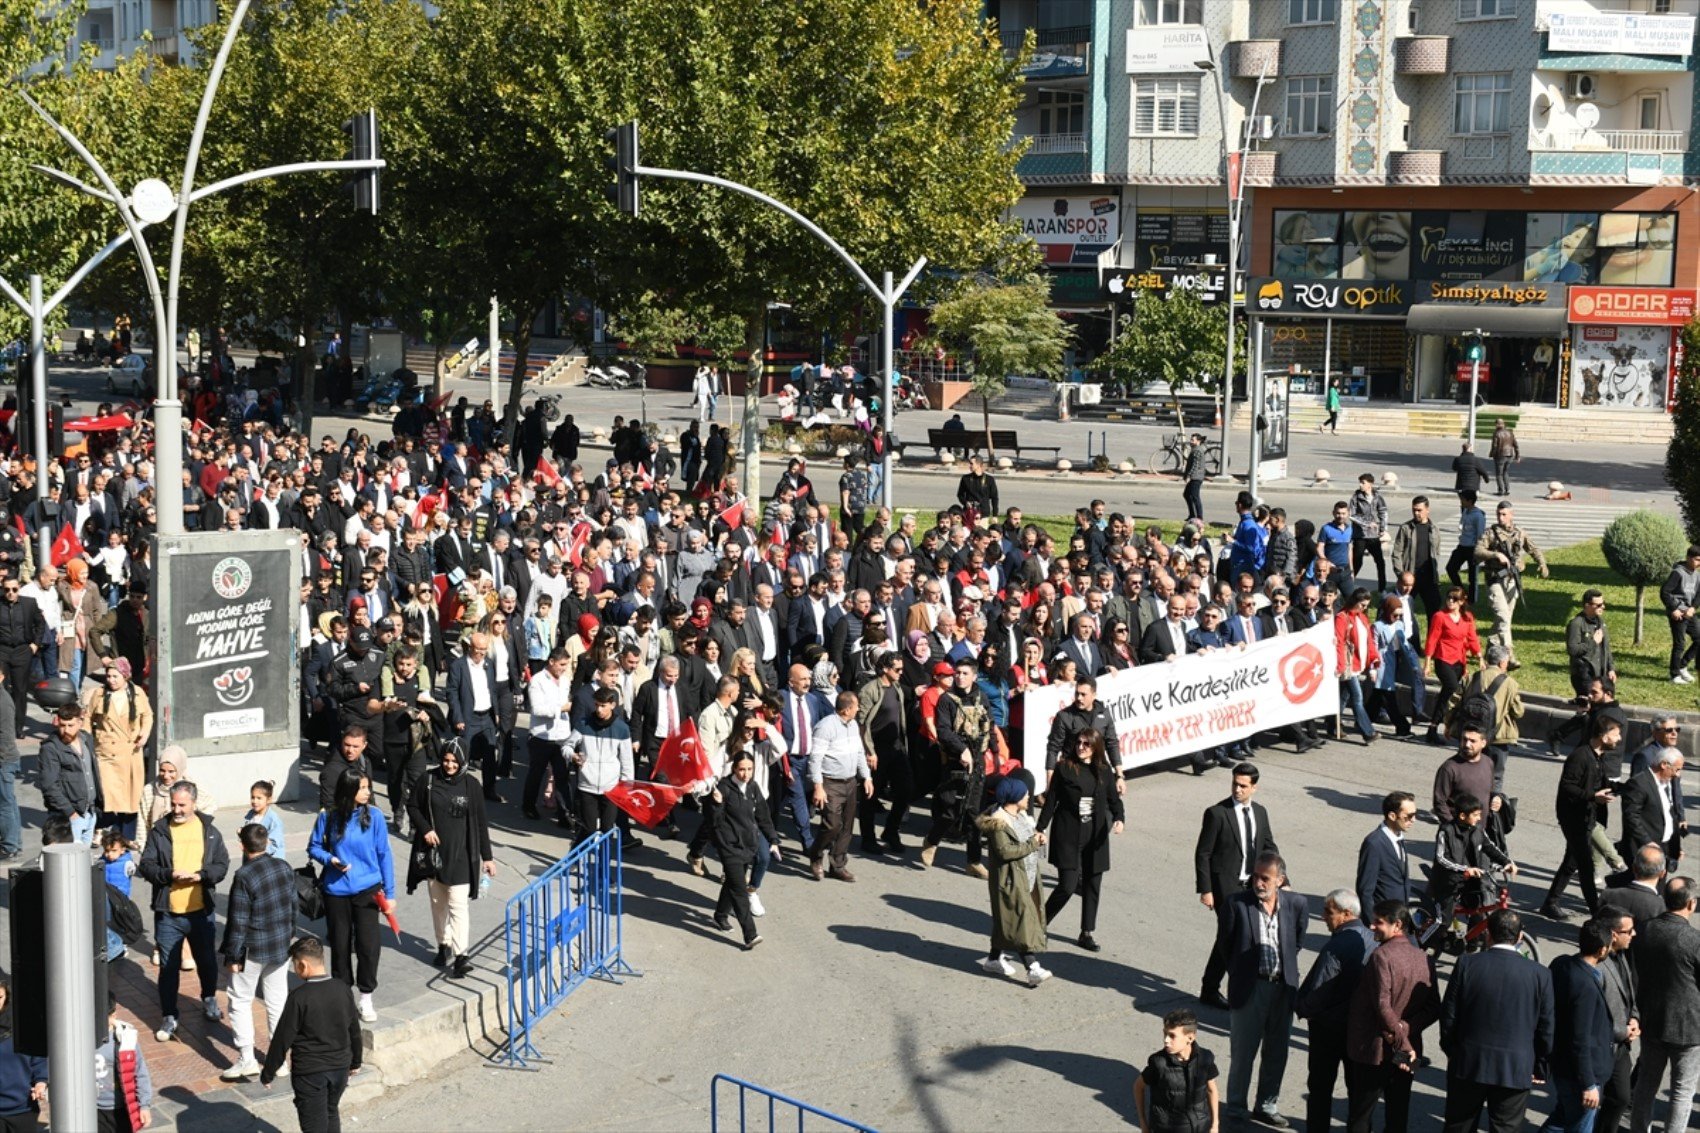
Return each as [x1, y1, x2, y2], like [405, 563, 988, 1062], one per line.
[1523, 212, 1676, 286]
[1570, 325, 1672, 410]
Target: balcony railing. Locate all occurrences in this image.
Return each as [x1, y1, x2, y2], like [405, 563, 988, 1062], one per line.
[1529, 126, 1688, 151]
[1017, 132, 1087, 154]
[78, 35, 115, 50]
[999, 24, 1093, 53]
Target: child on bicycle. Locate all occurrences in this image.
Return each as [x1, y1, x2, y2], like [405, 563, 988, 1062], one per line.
[1428, 791, 1517, 924]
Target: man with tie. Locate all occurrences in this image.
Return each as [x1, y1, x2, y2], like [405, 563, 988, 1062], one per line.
[777, 664, 831, 859]
[1224, 593, 1263, 647]
[1620, 746, 1685, 864]
[1193, 764, 1279, 1010]
[445, 632, 502, 801]
[1055, 613, 1104, 677]
[1355, 792, 1416, 924]
[630, 656, 689, 773]
[748, 584, 783, 682]
[1140, 595, 1193, 664]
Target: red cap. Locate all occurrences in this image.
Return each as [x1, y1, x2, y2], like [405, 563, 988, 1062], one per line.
[931, 661, 955, 678]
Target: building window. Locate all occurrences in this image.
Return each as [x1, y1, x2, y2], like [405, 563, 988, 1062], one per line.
[1284, 77, 1333, 136]
[1132, 77, 1201, 136]
[1288, 0, 1338, 24]
[1639, 93, 1662, 131]
[1454, 73, 1511, 134]
[1038, 89, 1085, 136]
[1458, 0, 1514, 19]
[1137, 0, 1203, 25]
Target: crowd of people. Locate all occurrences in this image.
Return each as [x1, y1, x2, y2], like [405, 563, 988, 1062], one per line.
[0, 358, 1692, 1131]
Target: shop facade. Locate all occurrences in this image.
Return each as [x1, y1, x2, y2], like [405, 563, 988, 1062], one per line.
[1243, 186, 1700, 414]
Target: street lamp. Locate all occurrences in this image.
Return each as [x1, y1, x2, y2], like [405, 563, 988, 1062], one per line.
[1195, 44, 1272, 487]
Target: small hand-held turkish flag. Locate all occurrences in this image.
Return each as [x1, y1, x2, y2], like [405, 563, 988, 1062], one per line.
[50, 523, 83, 568]
[374, 892, 402, 941]
[605, 780, 684, 828]
[534, 456, 561, 487]
[717, 497, 747, 530]
[651, 718, 710, 788]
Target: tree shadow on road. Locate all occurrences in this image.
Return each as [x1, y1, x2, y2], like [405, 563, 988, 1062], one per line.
[944, 1043, 1136, 1125]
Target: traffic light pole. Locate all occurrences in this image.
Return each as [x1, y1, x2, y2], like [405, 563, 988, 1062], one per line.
[628, 160, 924, 509]
[19, 0, 383, 537]
[1467, 327, 1484, 444]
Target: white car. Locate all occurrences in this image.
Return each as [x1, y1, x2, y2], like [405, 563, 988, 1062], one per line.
[107, 354, 150, 398]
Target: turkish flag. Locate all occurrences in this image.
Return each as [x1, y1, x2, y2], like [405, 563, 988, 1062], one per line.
[568, 524, 590, 569]
[651, 718, 710, 789]
[534, 456, 561, 487]
[432, 572, 463, 631]
[717, 497, 747, 530]
[605, 780, 684, 829]
[49, 523, 83, 568]
[374, 891, 402, 941]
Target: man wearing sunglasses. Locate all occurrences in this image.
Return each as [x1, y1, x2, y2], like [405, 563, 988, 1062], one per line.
[0, 579, 44, 739]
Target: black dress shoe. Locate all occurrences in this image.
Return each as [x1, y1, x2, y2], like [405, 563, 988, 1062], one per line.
[881, 836, 907, 854]
[713, 918, 733, 932]
[522, 806, 540, 820]
[1078, 932, 1101, 952]
[449, 955, 471, 979]
[433, 944, 450, 969]
[860, 838, 885, 855]
[1199, 989, 1231, 1010]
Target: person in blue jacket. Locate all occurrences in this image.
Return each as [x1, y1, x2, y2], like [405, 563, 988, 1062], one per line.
[309, 772, 395, 1024]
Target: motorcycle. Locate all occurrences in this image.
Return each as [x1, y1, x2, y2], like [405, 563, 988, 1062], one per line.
[585, 361, 642, 390]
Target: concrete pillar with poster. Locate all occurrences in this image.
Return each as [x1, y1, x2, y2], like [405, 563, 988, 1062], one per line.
[153, 530, 302, 803]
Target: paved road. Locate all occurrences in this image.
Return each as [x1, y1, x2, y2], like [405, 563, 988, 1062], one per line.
[353, 727, 1672, 1133]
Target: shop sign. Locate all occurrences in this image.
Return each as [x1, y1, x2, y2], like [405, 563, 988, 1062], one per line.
[1546, 11, 1696, 57]
[1567, 286, 1697, 326]
[1104, 266, 1227, 303]
[1126, 25, 1209, 74]
[1582, 325, 1619, 341]
[1247, 278, 1411, 317]
[1454, 363, 1493, 386]
[1423, 281, 1563, 307]
[1132, 210, 1231, 270]
[1010, 195, 1121, 266]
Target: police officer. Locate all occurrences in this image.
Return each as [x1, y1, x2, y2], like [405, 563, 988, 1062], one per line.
[0, 577, 43, 737]
[327, 628, 388, 750]
[1475, 501, 1548, 670]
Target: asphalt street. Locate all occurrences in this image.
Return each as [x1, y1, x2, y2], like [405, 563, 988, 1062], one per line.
[353, 727, 1671, 1133]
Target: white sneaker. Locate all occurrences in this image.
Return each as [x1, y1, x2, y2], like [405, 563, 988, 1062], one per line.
[748, 891, 766, 917]
[202, 996, 223, 1021]
[1027, 962, 1052, 987]
[1674, 672, 1694, 685]
[220, 1058, 261, 1081]
[155, 1016, 177, 1042]
[358, 994, 376, 1023]
[978, 955, 1017, 977]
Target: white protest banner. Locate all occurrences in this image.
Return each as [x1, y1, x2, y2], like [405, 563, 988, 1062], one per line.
[1022, 622, 1340, 773]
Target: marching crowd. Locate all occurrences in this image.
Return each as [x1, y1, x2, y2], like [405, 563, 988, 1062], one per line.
[0, 372, 1691, 1130]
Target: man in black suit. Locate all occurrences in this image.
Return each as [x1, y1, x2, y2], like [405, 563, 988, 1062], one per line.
[1541, 714, 1622, 920]
[1296, 889, 1377, 1133]
[1629, 877, 1700, 1132]
[1355, 791, 1416, 924]
[1256, 588, 1321, 752]
[1620, 746, 1685, 864]
[1194, 764, 1278, 1010]
[1610, 844, 1667, 933]
[445, 631, 501, 801]
[1547, 917, 1617, 1132]
[1220, 852, 1308, 1127]
[1439, 910, 1554, 1133]
[629, 657, 691, 774]
[1596, 903, 1640, 1133]
[1053, 613, 1105, 678]
[1139, 594, 1192, 664]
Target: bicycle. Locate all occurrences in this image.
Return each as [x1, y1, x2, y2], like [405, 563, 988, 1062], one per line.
[1414, 866, 1540, 964]
[1149, 431, 1222, 478]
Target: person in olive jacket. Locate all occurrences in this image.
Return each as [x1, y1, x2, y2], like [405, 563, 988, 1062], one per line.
[1036, 727, 1124, 953]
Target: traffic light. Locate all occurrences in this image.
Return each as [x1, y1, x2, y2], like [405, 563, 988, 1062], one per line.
[605, 121, 640, 217]
[1465, 336, 1485, 363]
[344, 108, 380, 215]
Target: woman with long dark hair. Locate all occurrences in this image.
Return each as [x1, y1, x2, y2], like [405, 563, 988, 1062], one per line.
[1036, 728, 1124, 952]
[407, 746, 494, 979]
[1423, 586, 1482, 746]
[309, 773, 395, 1022]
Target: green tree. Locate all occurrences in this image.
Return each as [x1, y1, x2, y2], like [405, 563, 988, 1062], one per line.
[1667, 317, 1700, 540]
[1602, 509, 1687, 645]
[922, 274, 1071, 458]
[1095, 287, 1246, 429]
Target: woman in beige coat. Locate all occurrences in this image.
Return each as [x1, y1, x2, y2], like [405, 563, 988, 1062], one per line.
[56, 559, 110, 687]
[82, 658, 152, 840]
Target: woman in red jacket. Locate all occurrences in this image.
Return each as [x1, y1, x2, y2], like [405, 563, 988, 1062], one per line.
[1335, 587, 1380, 743]
[1422, 586, 1482, 746]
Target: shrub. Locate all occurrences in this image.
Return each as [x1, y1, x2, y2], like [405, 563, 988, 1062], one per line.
[1601, 509, 1686, 644]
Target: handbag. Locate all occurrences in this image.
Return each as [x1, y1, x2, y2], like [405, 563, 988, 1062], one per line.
[409, 788, 443, 881]
[294, 863, 325, 921]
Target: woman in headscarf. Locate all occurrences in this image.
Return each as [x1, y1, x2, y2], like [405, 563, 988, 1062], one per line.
[57, 558, 110, 688]
[976, 776, 1050, 987]
[83, 658, 152, 841]
[407, 745, 494, 980]
[901, 630, 934, 689]
[687, 597, 715, 636]
[564, 612, 601, 671]
[136, 745, 212, 972]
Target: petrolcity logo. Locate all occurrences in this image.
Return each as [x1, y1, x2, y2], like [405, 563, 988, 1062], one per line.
[212, 556, 253, 600]
[212, 665, 255, 707]
[1277, 644, 1326, 705]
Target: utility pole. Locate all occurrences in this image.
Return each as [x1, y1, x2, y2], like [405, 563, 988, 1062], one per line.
[488, 296, 500, 411]
[1466, 329, 1486, 443]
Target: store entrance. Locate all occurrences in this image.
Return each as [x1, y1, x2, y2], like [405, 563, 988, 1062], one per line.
[1440, 334, 1558, 406]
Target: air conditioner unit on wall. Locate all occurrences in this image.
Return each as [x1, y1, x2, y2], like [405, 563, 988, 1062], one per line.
[1568, 73, 1598, 100]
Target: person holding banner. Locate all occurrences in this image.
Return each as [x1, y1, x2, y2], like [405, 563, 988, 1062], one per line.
[1037, 729, 1124, 953]
[1336, 589, 1382, 745]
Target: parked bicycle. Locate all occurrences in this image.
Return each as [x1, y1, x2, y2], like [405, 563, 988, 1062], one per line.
[1149, 431, 1222, 478]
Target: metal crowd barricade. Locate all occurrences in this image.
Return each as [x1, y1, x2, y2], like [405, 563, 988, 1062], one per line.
[500, 828, 639, 1068]
[710, 1074, 879, 1133]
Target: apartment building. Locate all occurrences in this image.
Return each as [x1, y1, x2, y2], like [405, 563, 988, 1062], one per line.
[69, 0, 218, 68]
[998, 0, 1700, 418]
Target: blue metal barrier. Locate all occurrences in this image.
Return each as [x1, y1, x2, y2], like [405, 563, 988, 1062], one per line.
[500, 828, 639, 1068]
[710, 1074, 878, 1133]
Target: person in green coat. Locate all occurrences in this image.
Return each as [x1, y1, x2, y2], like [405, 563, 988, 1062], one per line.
[976, 776, 1051, 987]
[1320, 379, 1342, 434]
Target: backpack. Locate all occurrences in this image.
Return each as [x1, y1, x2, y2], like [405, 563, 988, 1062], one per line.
[1454, 672, 1507, 743]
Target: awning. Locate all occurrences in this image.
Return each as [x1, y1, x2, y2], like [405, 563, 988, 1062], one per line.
[1404, 304, 1569, 337]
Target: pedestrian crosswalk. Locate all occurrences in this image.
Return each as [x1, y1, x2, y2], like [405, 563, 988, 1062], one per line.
[1511, 500, 1669, 552]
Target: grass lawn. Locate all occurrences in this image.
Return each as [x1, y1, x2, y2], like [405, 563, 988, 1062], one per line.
[874, 508, 1689, 712]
